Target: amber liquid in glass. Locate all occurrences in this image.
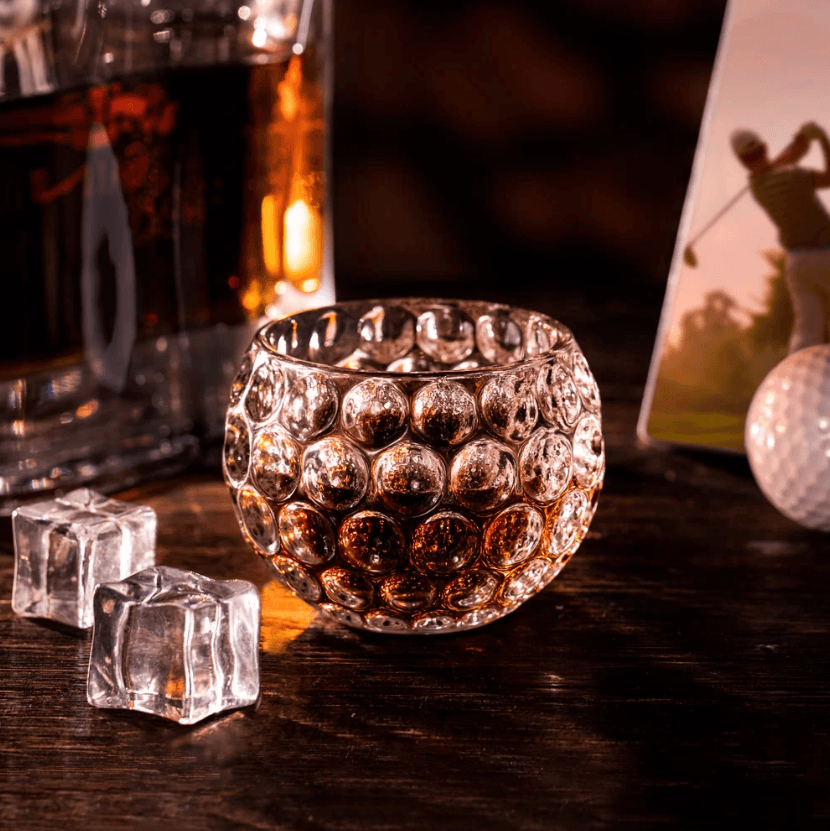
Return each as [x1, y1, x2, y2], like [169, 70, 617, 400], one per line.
[0, 52, 324, 370]
[0, 52, 325, 499]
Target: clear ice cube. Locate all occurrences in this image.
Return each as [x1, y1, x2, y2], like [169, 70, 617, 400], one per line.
[87, 566, 261, 725]
[12, 488, 156, 629]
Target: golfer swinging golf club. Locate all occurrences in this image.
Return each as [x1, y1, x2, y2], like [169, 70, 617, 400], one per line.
[731, 122, 830, 354]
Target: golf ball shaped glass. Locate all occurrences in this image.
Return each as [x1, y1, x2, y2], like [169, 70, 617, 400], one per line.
[223, 299, 604, 634]
[745, 344, 830, 531]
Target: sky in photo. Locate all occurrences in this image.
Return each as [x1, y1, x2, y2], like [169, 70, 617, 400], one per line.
[663, 0, 830, 345]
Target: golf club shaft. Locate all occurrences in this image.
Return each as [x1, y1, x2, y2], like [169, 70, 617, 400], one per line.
[687, 137, 802, 250]
[687, 184, 749, 248]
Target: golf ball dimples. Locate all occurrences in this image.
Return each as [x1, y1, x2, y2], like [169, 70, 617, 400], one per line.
[745, 344, 830, 531]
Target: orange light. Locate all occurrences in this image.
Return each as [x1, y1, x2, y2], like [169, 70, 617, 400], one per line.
[165, 676, 185, 700]
[278, 54, 302, 122]
[75, 400, 99, 419]
[261, 194, 280, 278]
[241, 284, 261, 313]
[259, 580, 317, 653]
[284, 198, 322, 292]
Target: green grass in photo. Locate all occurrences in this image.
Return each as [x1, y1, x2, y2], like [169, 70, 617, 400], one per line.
[648, 410, 745, 451]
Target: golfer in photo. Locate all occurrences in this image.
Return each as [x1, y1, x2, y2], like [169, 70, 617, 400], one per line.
[731, 122, 830, 353]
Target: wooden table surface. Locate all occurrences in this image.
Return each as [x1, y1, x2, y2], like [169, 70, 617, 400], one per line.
[2, 284, 829, 830]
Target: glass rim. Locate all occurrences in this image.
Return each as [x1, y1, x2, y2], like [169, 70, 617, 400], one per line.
[253, 297, 575, 378]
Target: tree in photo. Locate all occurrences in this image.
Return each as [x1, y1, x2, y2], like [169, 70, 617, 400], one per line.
[747, 250, 793, 357]
[654, 288, 755, 415]
[649, 249, 799, 449]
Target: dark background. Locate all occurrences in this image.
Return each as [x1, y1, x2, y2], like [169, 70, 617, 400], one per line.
[8, 6, 830, 829]
[332, 0, 727, 303]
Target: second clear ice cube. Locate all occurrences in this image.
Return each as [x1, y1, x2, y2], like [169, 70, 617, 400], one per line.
[87, 566, 261, 724]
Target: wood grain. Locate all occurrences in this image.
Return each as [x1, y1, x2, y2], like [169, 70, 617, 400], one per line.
[2, 285, 829, 830]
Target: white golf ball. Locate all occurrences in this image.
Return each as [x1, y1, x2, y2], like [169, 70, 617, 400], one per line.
[745, 344, 830, 531]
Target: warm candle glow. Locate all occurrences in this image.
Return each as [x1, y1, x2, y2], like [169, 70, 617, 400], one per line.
[260, 193, 280, 277]
[284, 197, 322, 293]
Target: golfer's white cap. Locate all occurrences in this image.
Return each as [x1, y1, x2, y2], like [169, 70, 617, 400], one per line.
[730, 129, 764, 157]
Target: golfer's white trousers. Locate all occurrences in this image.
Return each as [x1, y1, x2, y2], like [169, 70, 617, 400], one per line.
[785, 247, 830, 353]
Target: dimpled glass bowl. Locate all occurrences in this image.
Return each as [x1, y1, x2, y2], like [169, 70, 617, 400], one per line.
[223, 299, 604, 634]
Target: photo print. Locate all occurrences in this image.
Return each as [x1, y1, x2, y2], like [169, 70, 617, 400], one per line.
[639, 0, 830, 452]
